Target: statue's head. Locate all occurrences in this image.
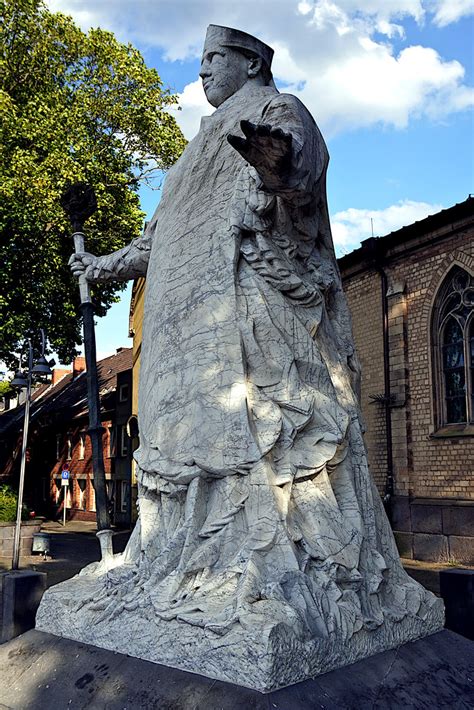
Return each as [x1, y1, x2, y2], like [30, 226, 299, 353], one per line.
[200, 25, 274, 108]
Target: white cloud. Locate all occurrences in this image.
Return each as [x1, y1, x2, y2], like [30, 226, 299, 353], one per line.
[169, 80, 213, 140]
[431, 0, 474, 27]
[331, 199, 445, 254]
[46, 1, 473, 139]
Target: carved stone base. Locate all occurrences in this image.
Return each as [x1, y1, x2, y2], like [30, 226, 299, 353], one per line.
[36, 575, 444, 692]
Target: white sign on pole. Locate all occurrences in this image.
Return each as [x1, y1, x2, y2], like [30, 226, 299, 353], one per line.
[61, 470, 70, 526]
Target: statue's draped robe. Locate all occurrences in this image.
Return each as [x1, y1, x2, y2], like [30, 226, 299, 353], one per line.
[126, 85, 436, 638]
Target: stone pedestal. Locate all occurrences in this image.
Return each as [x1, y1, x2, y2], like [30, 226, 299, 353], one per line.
[36, 572, 444, 692]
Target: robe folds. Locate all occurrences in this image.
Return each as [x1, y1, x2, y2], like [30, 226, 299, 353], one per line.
[120, 84, 439, 638]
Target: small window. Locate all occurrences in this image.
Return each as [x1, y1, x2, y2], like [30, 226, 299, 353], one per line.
[89, 480, 96, 512]
[119, 384, 129, 402]
[120, 481, 130, 513]
[66, 435, 72, 461]
[119, 425, 128, 457]
[107, 426, 116, 458]
[54, 478, 62, 503]
[432, 267, 474, 429]
[66, 480, 73, 508]
[79, 433, 85, 460]
[56, 434, 61, 460]
[77, 479, 87, 510]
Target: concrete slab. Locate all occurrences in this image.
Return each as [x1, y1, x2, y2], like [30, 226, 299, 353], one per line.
[0, 628, 472, 709]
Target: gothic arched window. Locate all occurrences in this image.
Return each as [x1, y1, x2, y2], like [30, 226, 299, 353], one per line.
[432, 267, 474, 430]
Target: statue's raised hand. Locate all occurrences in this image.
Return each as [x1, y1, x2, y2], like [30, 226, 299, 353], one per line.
[227, 120, 292, 190]
[68, 252, 99, 282]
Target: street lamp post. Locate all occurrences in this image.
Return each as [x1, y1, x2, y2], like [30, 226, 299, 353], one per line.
[11, 331, 52, 570]
[60, 183, 113, 562]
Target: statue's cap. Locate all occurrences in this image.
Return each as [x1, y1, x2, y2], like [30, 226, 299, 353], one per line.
[203, 25, 274, 67]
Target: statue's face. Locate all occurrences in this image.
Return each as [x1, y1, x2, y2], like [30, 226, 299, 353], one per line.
[200, 46, 250, 108]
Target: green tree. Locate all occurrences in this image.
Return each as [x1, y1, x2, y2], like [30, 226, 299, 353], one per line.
[0, 380, 14, 400]
[0, 0, 186, 367]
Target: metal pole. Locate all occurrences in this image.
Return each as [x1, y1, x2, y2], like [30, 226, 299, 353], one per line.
[60, 184, 112, 559]
[12, 343, 33, 570]
[79, 286, 109, 532]
[63, 484, 67, 526]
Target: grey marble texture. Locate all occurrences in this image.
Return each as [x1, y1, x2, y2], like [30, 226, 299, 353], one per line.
[42, 24, 444, 691]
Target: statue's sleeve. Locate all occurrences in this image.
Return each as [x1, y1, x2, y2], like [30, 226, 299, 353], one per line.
[89, 233, 152, 283]
[260, 93, 328, 200]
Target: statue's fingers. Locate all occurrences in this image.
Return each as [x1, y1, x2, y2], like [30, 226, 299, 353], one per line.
[227, 134, 249, 153]
[69, 252, 90, 266]
[240, 120, 258, 138]
[270, 127, 292, 143]
[255, 123, 272, 137]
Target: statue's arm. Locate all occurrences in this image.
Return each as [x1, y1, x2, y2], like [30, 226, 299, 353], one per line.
[69, 234, 151, 284]
[227, 95, 326, 197]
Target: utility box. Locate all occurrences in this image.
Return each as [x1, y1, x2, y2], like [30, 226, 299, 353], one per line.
[440, 568, 474, 640]
[0, 570, 47, 643]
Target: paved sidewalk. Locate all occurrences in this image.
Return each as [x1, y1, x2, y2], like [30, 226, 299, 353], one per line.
[0, 521, 132, 588]
[0, 628, 473, 709]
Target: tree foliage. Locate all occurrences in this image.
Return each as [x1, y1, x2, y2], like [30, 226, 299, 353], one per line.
[0, 0, 186, 367]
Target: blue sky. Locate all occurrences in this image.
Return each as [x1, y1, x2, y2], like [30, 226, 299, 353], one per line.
[47, 0, 474, 361]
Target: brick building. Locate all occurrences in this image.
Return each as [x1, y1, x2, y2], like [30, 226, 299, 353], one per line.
[0, 348, 134, 526]
[339, 197, 474, 563]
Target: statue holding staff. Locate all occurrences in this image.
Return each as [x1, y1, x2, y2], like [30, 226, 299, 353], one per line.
[39, 25, 443, 691]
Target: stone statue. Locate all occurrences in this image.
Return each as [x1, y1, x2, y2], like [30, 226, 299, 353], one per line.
[37, 25, 443, 691]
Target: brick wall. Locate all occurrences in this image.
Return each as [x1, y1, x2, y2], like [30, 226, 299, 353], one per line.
[389, 230, 474, 500]
[343, 269, 387, 493]
[342, 225, 474, 501]
[50, 422, 113, 522]
[340, 208, 474, 563]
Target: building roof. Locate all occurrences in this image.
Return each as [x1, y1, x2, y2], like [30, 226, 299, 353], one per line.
[338, 196, 474, 276]
[0, 348, 132, 436]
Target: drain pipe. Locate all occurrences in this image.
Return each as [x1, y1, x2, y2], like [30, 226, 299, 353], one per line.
[377, 262, 394, 514]
[365, 238, 394, 520]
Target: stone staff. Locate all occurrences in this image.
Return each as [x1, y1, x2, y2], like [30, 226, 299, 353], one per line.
[60, 183, 113, 562]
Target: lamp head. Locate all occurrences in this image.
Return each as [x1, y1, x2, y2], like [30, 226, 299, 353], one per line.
[11, 370, 28, 389]
[60, 182, 98, 233]
[31, 355, 53, 378]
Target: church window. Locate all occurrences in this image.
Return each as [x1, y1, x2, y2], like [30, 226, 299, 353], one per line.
[432, 267, 474, 429]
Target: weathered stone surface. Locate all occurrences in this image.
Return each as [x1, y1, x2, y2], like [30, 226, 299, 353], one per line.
[42, 24, 444, 691]
[391, 496, 412, 532]
[414, 533, 449, 562]
[411, 505, 443, 534]
[394, 531, 414, 559]
[448, 535, 474, 565]
[442, 505, 474, 537]
[0, 522, 42, 559]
